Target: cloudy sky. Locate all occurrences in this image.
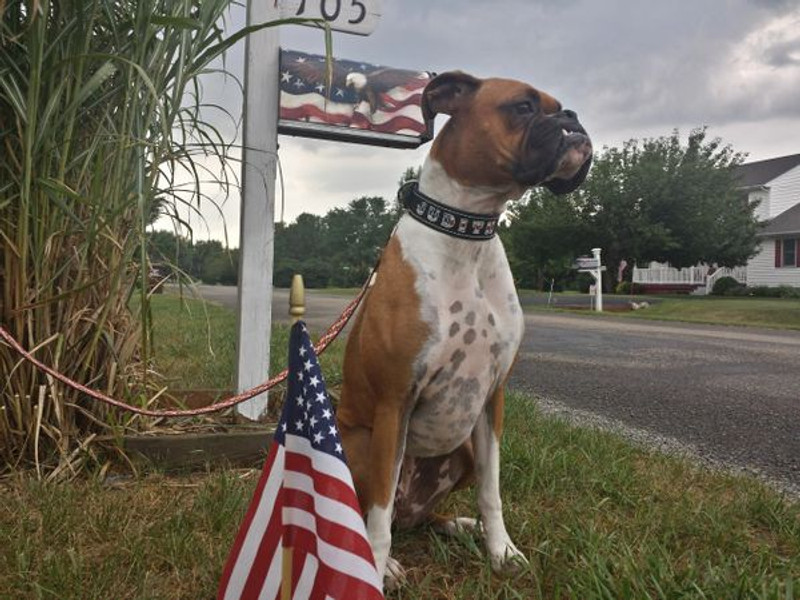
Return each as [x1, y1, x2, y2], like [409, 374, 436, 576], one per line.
[164, 0, 800, 245]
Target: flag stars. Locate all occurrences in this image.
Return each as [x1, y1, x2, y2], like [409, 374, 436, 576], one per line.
[328, 425, 337, 436]
[294, 419, 304, 431]
[299, 346, 307, 358]
[304, 360, 314, 372]
[308, 375, 320, 388]
[281, 70, 292, 83]
[310, 415, 318, 428]
[296, 395, 304, 407]
[321, 408, 332, 420]
[315, 391, 326, 403]
[313, 431, 324, 445]
[335, 443, 343, 454]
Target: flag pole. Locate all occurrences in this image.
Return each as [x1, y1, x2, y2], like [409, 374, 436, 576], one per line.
[289, 274, 306, 325]
[282, 274, 305, 598]
[281, 546, 292, 600]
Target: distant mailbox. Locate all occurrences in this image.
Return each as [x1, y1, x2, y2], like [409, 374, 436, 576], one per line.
[574, 257, 599, 270]
[277, 49, 433, 148]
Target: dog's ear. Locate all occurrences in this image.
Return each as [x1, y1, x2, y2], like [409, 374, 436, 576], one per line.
[422, 71, 482, 122]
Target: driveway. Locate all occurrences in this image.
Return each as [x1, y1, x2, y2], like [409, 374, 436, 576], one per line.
[183, 285, 800, 492]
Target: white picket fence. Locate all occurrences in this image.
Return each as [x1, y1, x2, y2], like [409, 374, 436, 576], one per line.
[632, 263, 747, 294]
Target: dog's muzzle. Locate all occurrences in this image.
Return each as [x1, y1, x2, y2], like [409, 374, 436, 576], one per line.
[513, 109, 593, 195]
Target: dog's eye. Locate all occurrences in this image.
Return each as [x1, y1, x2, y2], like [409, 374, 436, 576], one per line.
[514, 101, 536, 115]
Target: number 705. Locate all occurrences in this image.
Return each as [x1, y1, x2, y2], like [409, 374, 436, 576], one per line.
[294, 0, 367, 25]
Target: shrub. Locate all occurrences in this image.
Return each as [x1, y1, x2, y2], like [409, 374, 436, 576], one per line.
[775, 285, 800, 299]
[742, 285, 800, 298]
[711, 276, 744, 296]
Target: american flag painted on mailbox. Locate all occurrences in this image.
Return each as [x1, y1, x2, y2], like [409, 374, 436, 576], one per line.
[278, 49, 433, 148]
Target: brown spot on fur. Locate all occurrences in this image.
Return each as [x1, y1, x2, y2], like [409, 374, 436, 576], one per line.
[450, 301, 463, 314]
[450, 349, 466, 371]
[463, 329, 476, 345]
[449, 322, 460, 337]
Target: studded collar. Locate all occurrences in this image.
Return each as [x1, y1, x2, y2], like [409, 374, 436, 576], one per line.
[398, 181, 499, 241]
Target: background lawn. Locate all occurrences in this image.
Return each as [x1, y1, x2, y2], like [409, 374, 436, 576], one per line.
[520, 291, 800, 330]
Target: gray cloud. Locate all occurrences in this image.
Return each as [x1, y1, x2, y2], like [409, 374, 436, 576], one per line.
[167, 0, 800, 243]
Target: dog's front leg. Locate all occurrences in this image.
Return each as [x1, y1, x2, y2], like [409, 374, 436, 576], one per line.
[365, 405, 407, 589]
[473, 387, 528, 573]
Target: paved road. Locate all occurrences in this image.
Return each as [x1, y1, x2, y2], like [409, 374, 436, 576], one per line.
[170, 284, 355, 334]
[511, 313, 800, 491]
[183, 285, 800, 490]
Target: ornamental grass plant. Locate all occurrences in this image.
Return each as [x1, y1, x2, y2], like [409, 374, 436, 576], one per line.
[0, 0, 313, 477]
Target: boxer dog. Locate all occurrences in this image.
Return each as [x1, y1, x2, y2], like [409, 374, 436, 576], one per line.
[336, 71, 592, 589]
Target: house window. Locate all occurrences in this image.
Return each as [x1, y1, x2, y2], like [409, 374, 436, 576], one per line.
[776, 238, 798, 268]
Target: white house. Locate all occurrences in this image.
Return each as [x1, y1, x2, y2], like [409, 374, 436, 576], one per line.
[633, 153, 800, 292]
[739, 153, 800, 287]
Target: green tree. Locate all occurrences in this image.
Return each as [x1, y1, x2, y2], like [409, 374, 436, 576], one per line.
[504, 129, 759, 291]
[501, 188, 588, 290]
[575, 129, 757, 289]
[324, 196, 396, 286]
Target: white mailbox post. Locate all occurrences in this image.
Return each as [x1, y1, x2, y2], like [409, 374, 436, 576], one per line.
[236, 0, 383, 420]
[576, 248, 605, 313]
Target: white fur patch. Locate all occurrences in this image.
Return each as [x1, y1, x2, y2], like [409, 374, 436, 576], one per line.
[396, 158, 525, 458]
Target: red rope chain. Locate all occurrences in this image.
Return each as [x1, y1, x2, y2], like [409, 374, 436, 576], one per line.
[0, 285, 368, 418]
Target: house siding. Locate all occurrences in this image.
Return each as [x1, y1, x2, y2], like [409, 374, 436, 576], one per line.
[767, 164, 800, 218]
[750, 189, 770, 221]
[746, 240, 800, 287]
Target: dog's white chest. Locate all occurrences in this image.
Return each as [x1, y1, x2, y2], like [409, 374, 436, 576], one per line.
[395, 218, 524, 458]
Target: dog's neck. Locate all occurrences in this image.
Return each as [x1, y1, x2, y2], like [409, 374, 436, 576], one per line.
[418, 157, 524, 217]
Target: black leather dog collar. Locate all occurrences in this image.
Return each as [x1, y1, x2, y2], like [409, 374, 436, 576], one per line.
[398, 181, 499, 241]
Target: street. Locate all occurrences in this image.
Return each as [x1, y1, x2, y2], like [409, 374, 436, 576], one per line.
[511, 313, 800, 492]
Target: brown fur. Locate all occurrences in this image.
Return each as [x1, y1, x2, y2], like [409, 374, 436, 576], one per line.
[337, 237, 429, 510]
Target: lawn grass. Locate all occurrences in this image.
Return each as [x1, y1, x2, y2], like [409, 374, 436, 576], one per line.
[141, 294, 346, 391]
[620, 296, 800, 330]
[2, 295, 798, 598]
[520, 291, 800, 331]
[1, 394, 797, 599]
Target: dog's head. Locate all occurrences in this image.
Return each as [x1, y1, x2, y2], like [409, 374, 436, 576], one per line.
[422, 71, 592, 195]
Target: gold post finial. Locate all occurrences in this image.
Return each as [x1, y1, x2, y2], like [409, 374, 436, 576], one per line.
[289, 274, 306, 324]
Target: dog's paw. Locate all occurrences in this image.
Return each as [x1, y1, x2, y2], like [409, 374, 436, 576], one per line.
[433, 516, 483, 537]
[487, 538, 529, 574]
[383, 556, 407, 591]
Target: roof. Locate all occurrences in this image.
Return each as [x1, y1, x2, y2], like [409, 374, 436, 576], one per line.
[760, 203, 800, 237]
[736, 153, 800, 188]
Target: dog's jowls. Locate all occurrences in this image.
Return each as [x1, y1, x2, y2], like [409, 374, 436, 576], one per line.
[335, 71, 592, 589]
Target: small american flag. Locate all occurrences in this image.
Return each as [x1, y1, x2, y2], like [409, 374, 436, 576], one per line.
[217, 322, 384, 600]
[279, 49, 431, 136]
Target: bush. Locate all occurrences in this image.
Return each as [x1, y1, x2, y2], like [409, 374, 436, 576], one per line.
[775, 285, 800, 299]
[711, 276, 744, 296]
